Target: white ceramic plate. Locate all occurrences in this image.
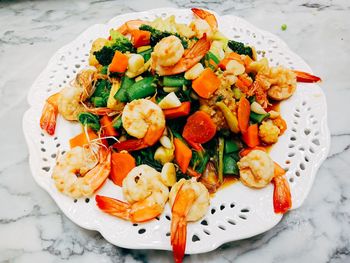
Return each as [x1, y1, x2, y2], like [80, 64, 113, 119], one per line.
[23, 8, 330, 254]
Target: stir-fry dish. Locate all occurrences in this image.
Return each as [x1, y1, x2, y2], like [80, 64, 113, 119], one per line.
[39, 8, 321, 263]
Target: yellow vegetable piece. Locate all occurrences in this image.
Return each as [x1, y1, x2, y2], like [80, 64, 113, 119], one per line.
[107, 80, 125, 111]
[216, 101, 240, 133]
[137, 45, 152, 53]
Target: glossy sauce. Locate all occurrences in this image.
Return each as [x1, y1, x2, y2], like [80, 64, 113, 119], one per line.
[221, 176, 239, 189]
[216, 101, 282, 192]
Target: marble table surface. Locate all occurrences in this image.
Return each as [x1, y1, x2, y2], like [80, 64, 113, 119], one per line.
[1, 0, 349, 262]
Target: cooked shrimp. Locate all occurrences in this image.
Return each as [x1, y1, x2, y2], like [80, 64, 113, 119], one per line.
[117, 19, 149, 35]
[122, 99, 165, 144]
[52, 145, 111, 198]
[267, 66, 297, 101]
[40, 93, 59, 135]
[237, 150, 275, 188]
[246, 62, 297, 106]
[58, 69, 97, 121]
[58, 86, 86, 121]
[169, 179, 210, 263]
[96, 165, 169, 222]
[191, 8, 218, 31]
[169, 179, 209, 262]
[154, 36, 210, 76]
[190, 19, 213, 39]
[40, 69, 105, 134]
[249, 74, 270, 108]
[152, 36, 185, 67]
[75, 69, 96, 97]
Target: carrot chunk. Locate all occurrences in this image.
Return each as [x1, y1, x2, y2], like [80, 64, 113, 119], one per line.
[192, 68, 220, 99]
[100, 115, 118, 137]
[237, 96, 250, 133]
[182, 111, 216, 144]
[174, 138, 192, 173]
[242, 124, 260, 148]
[131, 30, 151, 48]
[110, 152, 136, 186]
[69, 130, 98, 148]
[163, 102, 191, 119]
[109, 51, 128, 73]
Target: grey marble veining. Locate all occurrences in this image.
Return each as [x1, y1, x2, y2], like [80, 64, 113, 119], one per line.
[1, 0, 349, 262]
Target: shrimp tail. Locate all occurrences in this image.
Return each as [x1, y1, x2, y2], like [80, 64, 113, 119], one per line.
[129, 201, 163, 223]
[293, 70, 321, 83]
[96, 194, 163, 223]
[171, 215, 187, 263]
[40, 93, 59, 135]
[81, 149, 111, 195]
[272, 175, 292, 214]
[95, 195, 131, 221]
[191, 8, 218, 30]
[170, 185, 196, 263]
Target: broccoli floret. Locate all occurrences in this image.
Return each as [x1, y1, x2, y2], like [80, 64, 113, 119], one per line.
[109, 29, 135, 53]
[93, 46, 115, 66]
[139, 24, 188, 49]
[228, 40, 253, 58]
[93, 30, 135, 66]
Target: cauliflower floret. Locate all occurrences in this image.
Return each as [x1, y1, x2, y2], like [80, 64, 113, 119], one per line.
[237, 150, 274, 188]
[259, 121, 280, 144]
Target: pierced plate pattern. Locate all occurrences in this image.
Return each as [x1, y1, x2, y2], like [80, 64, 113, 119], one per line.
[23, 8, 330, 254]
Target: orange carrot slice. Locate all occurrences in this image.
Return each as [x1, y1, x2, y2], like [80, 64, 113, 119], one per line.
[110, 152, 136, 186]
[174, 138, 192, 173]
[163, 102, 191, 119]
[192, 68, 221, 99]
[109, 51, 128, 73]
[182, 111, 216, 144]
[242, 124, 260, 148]
[69, 130, 98, 148]
[131, 30, 151, 48]
[237, 96, 250, 133]
[100, 115, 118, 137]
